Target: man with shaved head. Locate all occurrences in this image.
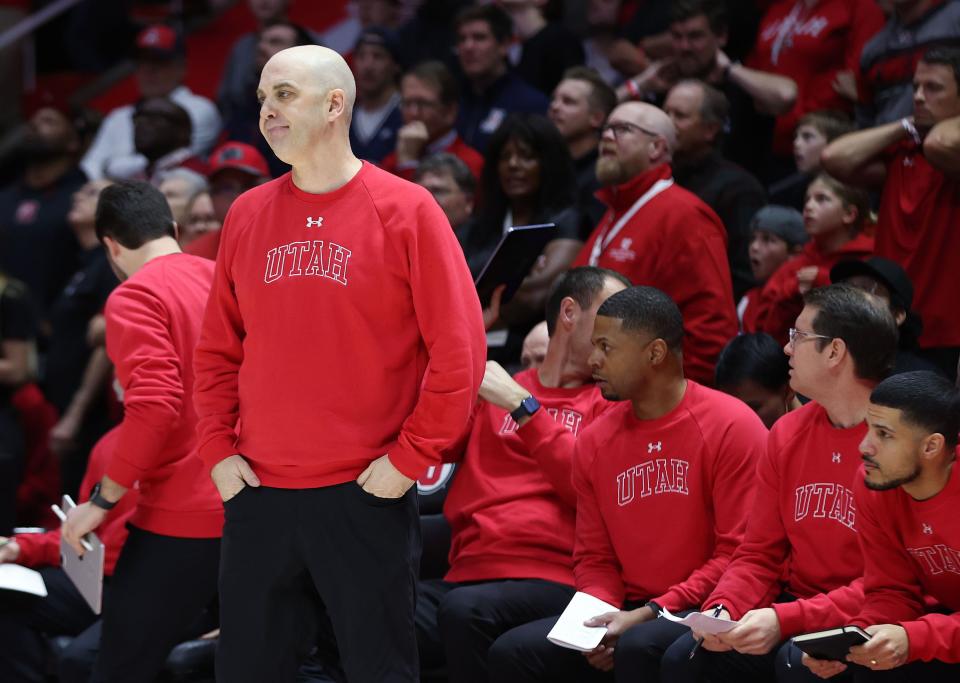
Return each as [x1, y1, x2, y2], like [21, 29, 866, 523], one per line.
[194, 45, 486, 682]
[571, 100, 738, 385]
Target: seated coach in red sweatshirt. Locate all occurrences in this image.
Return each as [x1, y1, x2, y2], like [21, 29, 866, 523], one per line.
[664, 285, 899, 683]
[413, 266, 628, 683]
[60, 180, 222, 683]
[488, 285, 767, 683]
[193, 46, 486, 683]
[572, 101, 738, 386]
[0, 426, 138, 683]
[802, 371, 960, 682]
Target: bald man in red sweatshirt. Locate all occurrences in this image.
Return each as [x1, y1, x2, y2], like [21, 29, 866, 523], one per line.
[662, 285, 899, 683]
[60, 180, 222, 683]
[410, 266, 628, 683]
[193, 45, 485, 683]
[488, 285, 767, 683]
[572, 101, 737, 386]
[802, 371, 960, 682]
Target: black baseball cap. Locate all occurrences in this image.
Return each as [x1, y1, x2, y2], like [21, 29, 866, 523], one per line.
[830, 257, 914, 313]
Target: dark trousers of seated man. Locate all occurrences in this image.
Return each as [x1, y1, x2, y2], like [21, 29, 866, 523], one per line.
[415, 577, 575, 683]
[665, 633, 960, 683]
[486, 603, 695, 682]
[0, 567, 98, 683]
[216, 483, 421, 683]
[90, 525, 219, 682]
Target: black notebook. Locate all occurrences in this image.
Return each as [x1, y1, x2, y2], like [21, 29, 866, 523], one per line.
[474, 223, 556, 307]
[792, 626, 871, 661]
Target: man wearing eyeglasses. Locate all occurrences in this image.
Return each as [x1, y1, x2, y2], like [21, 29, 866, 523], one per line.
[571, 100, 737, 386]
[662, 284, 899, 683]
[380, 61, 484, 183]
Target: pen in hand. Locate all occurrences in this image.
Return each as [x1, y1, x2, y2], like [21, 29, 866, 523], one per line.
[688, 604, 725, 659]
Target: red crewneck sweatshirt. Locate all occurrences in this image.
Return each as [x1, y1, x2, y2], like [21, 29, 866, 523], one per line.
[704, 401, 867, 636]
[754, 233, 874, 345]
[194, 162, 486, 486]
[443, 369, 612, 586]
[573, 165, 737, 386]
[14, 426, 138, 575]
[852, 460, 960, 663]
[104, 253, 223, 538]
[572, 381, 767, 610]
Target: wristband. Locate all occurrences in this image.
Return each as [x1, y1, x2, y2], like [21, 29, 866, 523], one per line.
[645, 600, 662, 616]
[901, 117, 922, 146]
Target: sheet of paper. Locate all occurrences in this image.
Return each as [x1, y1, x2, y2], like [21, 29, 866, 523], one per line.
[659, 606, 738, 634]
[546, 591, 619, 652]
[0, 563, 48, 597]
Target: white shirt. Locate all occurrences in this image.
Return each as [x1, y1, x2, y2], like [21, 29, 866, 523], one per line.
[81, 85, 222, 180]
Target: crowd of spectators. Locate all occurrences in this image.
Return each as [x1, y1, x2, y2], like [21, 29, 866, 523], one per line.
[3, 0, 960, 680]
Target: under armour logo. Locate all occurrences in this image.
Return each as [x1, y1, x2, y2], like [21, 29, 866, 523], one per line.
[922, 523, 933, 535]
[832, 452, 842, 463]
[306, 216, 323, 228]
[648, 442, 662, 453]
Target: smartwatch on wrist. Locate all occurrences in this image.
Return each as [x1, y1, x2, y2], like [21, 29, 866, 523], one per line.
[510, 395, 541, 422]
[89, 482, 117, 510]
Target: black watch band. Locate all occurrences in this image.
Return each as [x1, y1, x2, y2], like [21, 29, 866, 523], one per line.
[89, 483, 117, 511]
[510, 395, 541, 422]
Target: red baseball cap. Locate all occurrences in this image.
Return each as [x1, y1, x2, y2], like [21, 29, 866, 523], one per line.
[208, 142, 270, 180]
[136, 24, 185, 61]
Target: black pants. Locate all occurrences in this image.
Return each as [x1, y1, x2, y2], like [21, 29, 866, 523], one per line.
[0, 566, 98, 683]
[662, 632, 820, 682]
[416, 577, 575, 683]
[0, 406, 25, 534]
[90, 524, 220, 682]
[487, 608, 692, 682]
[216, 483, 421, 683]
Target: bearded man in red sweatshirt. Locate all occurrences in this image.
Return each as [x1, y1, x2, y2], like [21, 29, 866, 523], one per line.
[801, 370, 960, 682]
[572, 101, 737, 386]
[408, 266, 628, 683]
[487, 285, 767, 682]
[663, 284, 899, 683]
[192, 45, 486, 683]
[60, 180, 222, 682]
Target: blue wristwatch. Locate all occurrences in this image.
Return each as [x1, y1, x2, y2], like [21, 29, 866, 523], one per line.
[510, 395, 541, 422]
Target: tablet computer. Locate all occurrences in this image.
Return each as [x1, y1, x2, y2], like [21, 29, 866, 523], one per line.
[474, 223, 556, 307]
[59, 495, 105, 615]
[792, 626, 871, 661]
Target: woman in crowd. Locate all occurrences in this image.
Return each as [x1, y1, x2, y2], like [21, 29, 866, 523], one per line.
[458, 113, 582, 363]
[715, 331, 798, 428]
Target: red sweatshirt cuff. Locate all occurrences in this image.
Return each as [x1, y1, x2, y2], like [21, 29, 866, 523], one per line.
[107, 422, 158, 488]
[772, 601, 807, 638]
[388, 442, 432, 481]
[515, 409, 554, 448]
[13, 531, 61, 568]
[197, 435, 240, 471]
[901, 620, 933, 663]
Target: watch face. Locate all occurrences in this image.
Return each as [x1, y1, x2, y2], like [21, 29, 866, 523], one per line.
[521, 396, 540, 414]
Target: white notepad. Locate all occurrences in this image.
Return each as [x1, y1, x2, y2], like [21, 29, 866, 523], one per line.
[0, 563, 48, 597]
[546, 591, 619, 651]
[659, 605, 738, 634]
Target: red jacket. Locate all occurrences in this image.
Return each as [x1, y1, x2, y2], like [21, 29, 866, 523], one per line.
[748, 0, 884, 156]
[105, 253, 223, 538]
[704, 401, 866, 636]
[572, 381, 766, 610]
[754, 232, 874, 345]
[380, 131, 484, 183]
[194, 163, 486, 486]
[14, 426, 138, 575]
[443, 369, 611, 586]
[573, 165, 737, 385]
[852, 460, 960, 663]
[878, 142, 960, 348]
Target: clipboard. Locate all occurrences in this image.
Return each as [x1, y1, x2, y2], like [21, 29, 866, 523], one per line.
[474, 223, 556, 307]
[53, 495, 105, 615]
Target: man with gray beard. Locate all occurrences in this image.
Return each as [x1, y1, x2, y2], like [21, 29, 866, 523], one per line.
[571, 101, 737, 385]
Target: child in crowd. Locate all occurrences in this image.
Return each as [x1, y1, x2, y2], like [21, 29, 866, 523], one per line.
[739, 205, 807, 332]
[769, 111, 854, 210]
[754, 173, 874, 344]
